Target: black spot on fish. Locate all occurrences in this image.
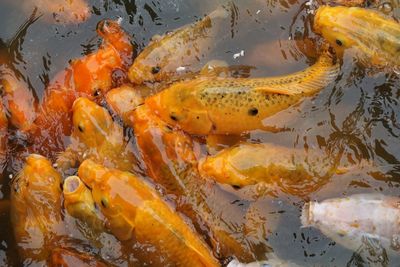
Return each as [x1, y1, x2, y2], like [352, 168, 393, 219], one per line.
[101, 197, 109, 208]
[151, 66, 161, 74]
[248, 108, 258, 116]
[336, 39, 343, 46]
[78, 124, 84, 132]
[170, 114, 178, 121]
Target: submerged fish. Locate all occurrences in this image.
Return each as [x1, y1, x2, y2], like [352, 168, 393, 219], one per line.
[0, 66, 37, 130]
[0, 102, 7, 171]
[77, 159, 220, 267]
[128, 6, 230, 85]
[199, 143, 340, 198]
[49, 248, 107, 267]
[131, 105, 271, 262]
[10, 154, 64, 264]
[301, 194, 400, 254]
[145, 48, 339, 135]
[314, 6, 400, 67]
[56, 97, 137, 174]
[21, 0, 90, 24]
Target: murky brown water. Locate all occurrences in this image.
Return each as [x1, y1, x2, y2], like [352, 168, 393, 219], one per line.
[0, 0, 400, 266]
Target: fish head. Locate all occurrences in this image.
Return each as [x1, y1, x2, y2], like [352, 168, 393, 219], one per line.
[314, 6, 360, 56]
[145, 83, 213, 135]
[72, 97, 115, 148]
[77, 159, 136, 240]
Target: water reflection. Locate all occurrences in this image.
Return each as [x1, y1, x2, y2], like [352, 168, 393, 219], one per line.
[0, 0, 399, 266]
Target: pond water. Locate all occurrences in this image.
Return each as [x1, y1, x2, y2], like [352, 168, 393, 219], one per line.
[0, 0, 399, 266]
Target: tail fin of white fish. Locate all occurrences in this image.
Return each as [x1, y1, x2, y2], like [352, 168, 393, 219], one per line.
[300, 202, 312, 227]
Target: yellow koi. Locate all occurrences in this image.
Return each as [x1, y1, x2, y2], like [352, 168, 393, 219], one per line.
[10, 154, 64, 264]
[314, 6, 400, 67]
[77, 159, 220, 267]
[199, 143, 341, 198]
[145, 48, 339, 135]
[128, 7, 229, 85]
[56, 97, 138, 174]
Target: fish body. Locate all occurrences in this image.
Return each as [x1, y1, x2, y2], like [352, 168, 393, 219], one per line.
[301, 194, 400, 254]
[145, 49, 339, 135]
[128, 7, 229, 85]
[314, 6, 400, 67]
[131, 105, 267, 262]
[105, 85, 144, 122]
[56, 97, 137, 174]
[0, 66, 37, 130]
[10, 154, 64, 264]
[199, 143, 338, 198]
[77, 159, 220, 267]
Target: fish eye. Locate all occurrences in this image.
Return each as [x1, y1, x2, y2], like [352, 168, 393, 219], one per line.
[170, 114, 178, 121]
[335, 39, 343, 46]
[248, 107, 259, 116]
[93, 88, 101, 97]
[101, 197, 109, 208]
[151, 66, 161, 74]
[78, 124, 84, 132]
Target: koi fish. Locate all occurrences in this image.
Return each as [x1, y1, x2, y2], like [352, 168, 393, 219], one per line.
[77, 159, 220, 267]
[199, 143, 340, 198]
[0, 101, 7, 171]
[0, 66, 37, 130]
[130, 104, 270, 262]
[56, 97, 138, 174]
[314, 6, 400, 67]
[27, 20, 133, 159]
[301, 194, 400, 254]
[10, 154, 64, 264]
[128, 6, 230, 85]
[145, 48, 339, 135]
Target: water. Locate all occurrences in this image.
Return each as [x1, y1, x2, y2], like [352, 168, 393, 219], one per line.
[0, 0, 399, 266]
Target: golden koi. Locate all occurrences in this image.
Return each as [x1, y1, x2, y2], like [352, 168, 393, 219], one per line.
[314, 6, 400, 67]
[145, 48, 339, 135]
[130, 105, 268, 262]
[77, 159, 220, 267]
[0, 67, 37, 130]
[56, 97, 138, 174]
[199, 143, 340, 198]
[128, 7, 229, 85]
[10, 154, 64, 264]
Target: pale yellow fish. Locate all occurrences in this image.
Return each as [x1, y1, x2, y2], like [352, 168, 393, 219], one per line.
[314, 6, 400, 67]
[199, 143, 340, 198]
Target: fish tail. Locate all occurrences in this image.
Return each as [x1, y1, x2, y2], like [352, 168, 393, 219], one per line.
[301, 202, 312, 227]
